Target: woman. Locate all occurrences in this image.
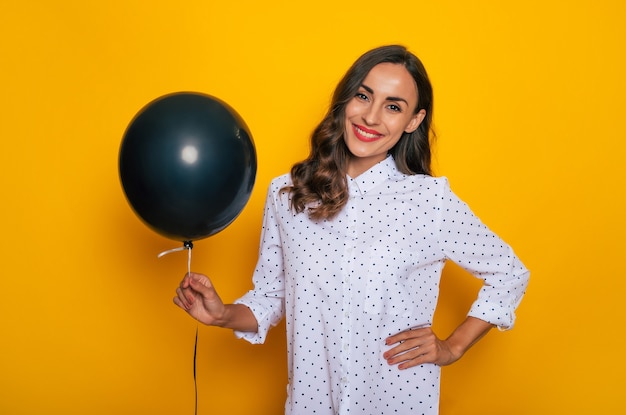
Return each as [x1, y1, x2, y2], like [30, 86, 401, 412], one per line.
[174, 45, 529, 415]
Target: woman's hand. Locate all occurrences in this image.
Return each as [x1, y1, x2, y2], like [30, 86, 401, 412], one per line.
[173, 272, 226, 326]
[383, 327, 461, 369]
[383, 317, 494, 369]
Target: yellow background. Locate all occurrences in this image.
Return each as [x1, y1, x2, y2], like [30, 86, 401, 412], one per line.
[1, 1, 624, 414]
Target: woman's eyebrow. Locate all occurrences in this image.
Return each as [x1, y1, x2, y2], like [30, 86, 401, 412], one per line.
[360, 83, 409, 105]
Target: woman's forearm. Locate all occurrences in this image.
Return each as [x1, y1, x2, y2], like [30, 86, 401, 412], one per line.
[216, 303, 259, 333]
[444, 316, 494, 358]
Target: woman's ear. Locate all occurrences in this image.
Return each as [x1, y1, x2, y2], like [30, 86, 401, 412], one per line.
[405, 109, 426, 133]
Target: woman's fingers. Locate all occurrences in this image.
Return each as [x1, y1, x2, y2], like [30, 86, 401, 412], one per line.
[384, 327, 442, 369]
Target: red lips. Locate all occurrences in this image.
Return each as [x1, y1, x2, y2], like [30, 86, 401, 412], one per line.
[352, 124, 383, 142]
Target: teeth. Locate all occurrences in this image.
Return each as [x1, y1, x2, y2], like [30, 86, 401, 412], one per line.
[355, 126, 379, 138]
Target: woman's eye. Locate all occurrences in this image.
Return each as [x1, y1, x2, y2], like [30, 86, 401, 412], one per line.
[356, 92, 368, 101]
[388, 104, 401, 112]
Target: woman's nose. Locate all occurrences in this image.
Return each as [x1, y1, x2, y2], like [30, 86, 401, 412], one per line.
[363, 105, 381, 125]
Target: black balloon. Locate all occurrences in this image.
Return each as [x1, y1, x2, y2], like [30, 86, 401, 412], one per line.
[119, 92, 256, 241]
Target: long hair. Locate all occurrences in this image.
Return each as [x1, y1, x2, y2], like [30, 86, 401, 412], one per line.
[285, 45, 434, 220]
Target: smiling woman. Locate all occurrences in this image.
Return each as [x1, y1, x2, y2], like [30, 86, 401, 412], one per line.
[289, 46, 435, 220]
[173, 45, 529, 415]
[2, 1, 625, 414]
[344, 62, 425, 177]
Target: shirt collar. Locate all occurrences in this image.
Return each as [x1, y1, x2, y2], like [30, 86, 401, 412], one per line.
[347, 155, 398, 196]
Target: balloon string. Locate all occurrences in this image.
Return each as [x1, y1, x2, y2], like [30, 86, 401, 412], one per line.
[157, 241, 194, 259]
[189, 247, 198, 415]
[194, 324, 199, 415]
[157, 241, 197, 415]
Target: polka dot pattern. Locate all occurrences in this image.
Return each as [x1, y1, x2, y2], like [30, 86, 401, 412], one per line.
[235, 156, 529, 415]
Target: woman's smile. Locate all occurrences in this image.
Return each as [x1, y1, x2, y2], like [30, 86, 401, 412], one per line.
[351, 123, 384, 142]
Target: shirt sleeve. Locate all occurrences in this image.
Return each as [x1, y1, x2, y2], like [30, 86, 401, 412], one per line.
[437, 178, 530, 330]
[233, 180, 286, 344]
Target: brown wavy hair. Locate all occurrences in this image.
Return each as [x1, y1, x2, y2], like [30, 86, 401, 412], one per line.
[284, 45, 434, 220]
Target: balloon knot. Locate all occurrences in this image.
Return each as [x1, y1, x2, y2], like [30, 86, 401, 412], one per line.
[157, 241, 194, 258]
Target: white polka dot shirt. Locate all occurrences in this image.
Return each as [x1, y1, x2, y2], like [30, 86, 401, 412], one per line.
[235, 156, 529, 415]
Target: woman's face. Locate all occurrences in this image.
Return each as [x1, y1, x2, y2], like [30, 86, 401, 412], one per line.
[343, 62, 425, 177]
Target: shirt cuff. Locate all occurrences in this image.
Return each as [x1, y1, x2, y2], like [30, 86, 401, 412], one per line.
[232, 296, 278, 344]
[467, 300, 516, 331]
